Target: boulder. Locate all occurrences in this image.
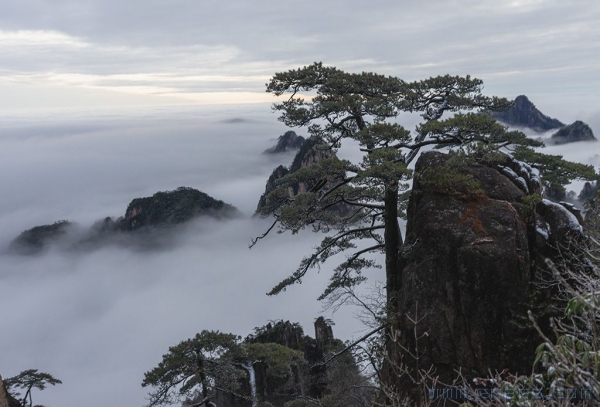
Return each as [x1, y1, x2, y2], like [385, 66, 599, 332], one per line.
[490, 95, 564, 131]
[0, 376, 8, 407]
[551, 120, 597, 144]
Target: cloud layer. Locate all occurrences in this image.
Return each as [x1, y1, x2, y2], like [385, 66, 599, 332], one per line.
[0, 105, 381, 407]
[0, 0, 599, 112]
[0, 99, 597, 407]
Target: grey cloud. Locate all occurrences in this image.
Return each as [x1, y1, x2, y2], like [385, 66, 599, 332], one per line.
[1, 0, 599, 108]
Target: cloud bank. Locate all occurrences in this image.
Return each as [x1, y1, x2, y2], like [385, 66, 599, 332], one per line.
[0, 104, 381, 407]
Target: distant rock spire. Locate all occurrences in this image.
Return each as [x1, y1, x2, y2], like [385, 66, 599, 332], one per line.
[490, 95, 564, 131]
[264, 130, 305, 154]
[551, 120, 597, 144]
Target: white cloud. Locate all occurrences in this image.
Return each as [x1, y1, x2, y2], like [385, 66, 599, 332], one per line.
[0, 29, 88, 47]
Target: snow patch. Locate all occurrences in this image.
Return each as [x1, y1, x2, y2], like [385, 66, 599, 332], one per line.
[535, 222, 550, 241]
[542, 199, 583, 233]
[501, 166, 529, 193]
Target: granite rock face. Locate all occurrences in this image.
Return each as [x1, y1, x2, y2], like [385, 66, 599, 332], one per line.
[256, 165, 289, 213]
[490, 95, 564, 131]
[395, 151, 584, 391]
[264, 131, 306, 154]
[550, 120, 597, 145]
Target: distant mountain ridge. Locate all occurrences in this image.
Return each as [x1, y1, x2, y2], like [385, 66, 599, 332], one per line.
[9, 187, 239, 254]
[490, 95, 564, 131]
[490, 94, 596, 145]
[551, 120, 596, 144]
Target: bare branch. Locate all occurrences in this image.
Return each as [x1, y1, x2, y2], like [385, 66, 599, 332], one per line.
[312, 325, 386, 368]
[249, 219, 277, 249]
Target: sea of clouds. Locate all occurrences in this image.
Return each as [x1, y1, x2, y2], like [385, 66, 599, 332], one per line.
[0, 103, 598, 407]
[0, 103, 384, 407]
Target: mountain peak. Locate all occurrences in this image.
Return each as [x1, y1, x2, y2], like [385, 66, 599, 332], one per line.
[263, 131, 305, 154]
[490, 95, 564, 132]
[551, 120, 597, 145]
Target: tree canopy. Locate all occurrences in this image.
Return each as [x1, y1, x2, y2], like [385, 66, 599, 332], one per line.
[142, 330, 305, 407]
[4, 369, 62, 407]
[255, 62, 598, 401]
[257, 62, 565, 302]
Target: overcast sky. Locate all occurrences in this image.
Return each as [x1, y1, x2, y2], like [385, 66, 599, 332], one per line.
[1, 0, 599, 119]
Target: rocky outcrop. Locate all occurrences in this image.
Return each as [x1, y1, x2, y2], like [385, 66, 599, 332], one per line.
[217, 318, 354, 407]
[579, 181, 598, 202]
[256, 137, 350, 214]
[0, 377, 20, 407]
[256, 165, 290, 212]
[0, 376, 9, 407]
[395, 151, 584, 393]
[490, 95, 564, 131]
[264, 131, 306, 154]
[8, 187, 239, 254]
[550, 120, 597, 145]
[314, 317, 335, 359]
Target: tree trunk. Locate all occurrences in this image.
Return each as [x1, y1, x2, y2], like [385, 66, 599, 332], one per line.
[382, 182, 404, 401]
[384, 181, 403, 318]
[197, 356, 210, 406]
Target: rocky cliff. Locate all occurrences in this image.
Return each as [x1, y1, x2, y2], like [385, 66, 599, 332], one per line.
[550, 120, 597, 144]
[256, 165, 290, 212]
[264, 131, 306, 154]
[0, 377, 9, 407]
[490, 95, 564, 132]
[0, 377, 19, 407]
[257, 136, 350, 216]
[395, 151, 584, 394]
[216, 318, 366, 407]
